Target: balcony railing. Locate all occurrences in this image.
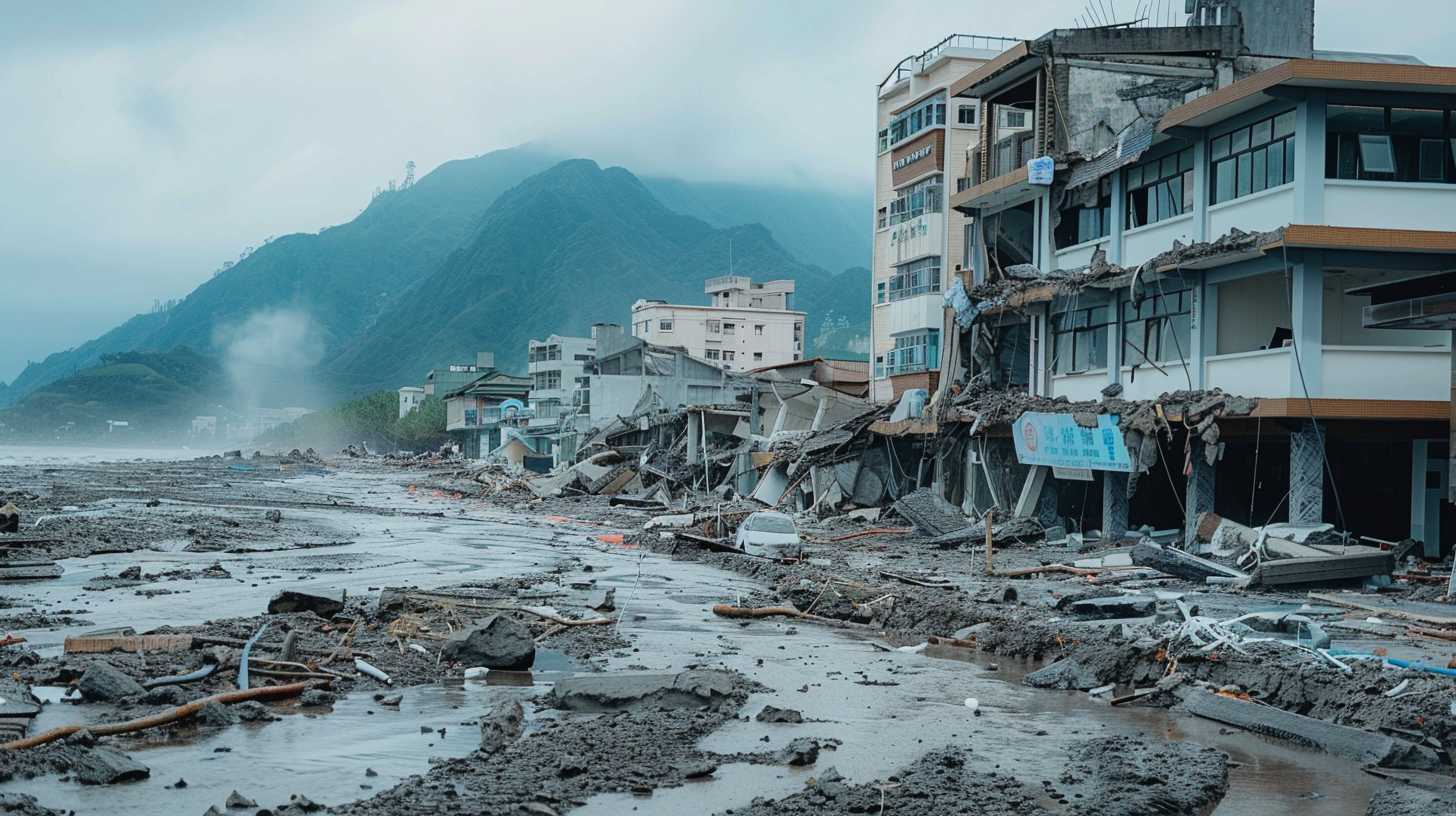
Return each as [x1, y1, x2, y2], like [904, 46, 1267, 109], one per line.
[991, 130, 1035, 179]
[878, 33, 1024, 93]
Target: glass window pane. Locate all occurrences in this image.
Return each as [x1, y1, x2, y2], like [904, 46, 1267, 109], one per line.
[1211, 135, 1230, 160]
[1086, 328, 1107, 369]
[1391, 108, 1442, 137]
[1273, 110, 1295, 139]
[1359, 134, 1396, 174]
[1179, 148, 1194, 172]
[1161, 155, 1177, 178]
[1328, 105, 1385, 132]
[1252, 148, 1268, 193]
[1088, 306, 1108, 325]
[1054, 332, 1073, 374]
[1127, 165, 1142, 188]
[1268, 139, 1285, 187]
[1419, 139, 1445, 181]
[1237, 152, 1253, 197]
[1251, 118, 1273, 146]
[1215, 160, 1234, 203]
[1182, 170, 1195, 210]
[1231, 127, 1250, 153]
[1285, 139, 1296, 184]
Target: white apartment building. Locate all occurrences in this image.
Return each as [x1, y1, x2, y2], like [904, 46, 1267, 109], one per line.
[631, 277, 805, 372]
[526, 333, 596, 427]
[871, 34, 1025, 402]
[398, 386, 425, 418]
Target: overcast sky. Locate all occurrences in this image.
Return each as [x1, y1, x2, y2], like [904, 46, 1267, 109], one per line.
[3, 0, 1452, 383]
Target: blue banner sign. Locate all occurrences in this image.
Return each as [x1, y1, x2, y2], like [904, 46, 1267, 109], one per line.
[1011, 412, 1132, 472]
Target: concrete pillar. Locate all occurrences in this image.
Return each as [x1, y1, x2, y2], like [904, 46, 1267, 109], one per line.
[1107, 291, 1123, 388]
[1191, 134, 1210, 243]
[686, 411, 701, 465]
[1294, 94, 1327, 225]
[1185, 442, 1216, 547]
[1411, 439, 1429, 550]
[1109, 164, 1126, 265]
[1102, 471, 1129, 540]
[1189, 279, 1206, 389]
[810, 395, 830, 431]
[1289, 420, 1324, 525]
[1290, 252, 1324, 394]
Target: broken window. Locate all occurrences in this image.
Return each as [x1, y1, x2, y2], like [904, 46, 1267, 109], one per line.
[1123, 289, 1191, 366]
[722, 350, 736, 361]
[1051, 304, 1110, 374]
[1125, 148, 1193, 228]
[1327, 104, 1454, 183]
[1211, 109, 1296, 204]
[1055, 176, 1111, 247]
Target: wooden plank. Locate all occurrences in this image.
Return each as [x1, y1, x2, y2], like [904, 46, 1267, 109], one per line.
[1253, 552, 1395, 586]
[63, 634, 194, 654]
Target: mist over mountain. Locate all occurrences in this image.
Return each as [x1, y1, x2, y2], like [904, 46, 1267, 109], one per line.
[2, 146, 871, 423]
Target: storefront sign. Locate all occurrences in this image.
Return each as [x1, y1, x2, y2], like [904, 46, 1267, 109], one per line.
[1027, 155, 1054, 185]
[1012, 411, 1131, 472]
[893, 145, 932, 171]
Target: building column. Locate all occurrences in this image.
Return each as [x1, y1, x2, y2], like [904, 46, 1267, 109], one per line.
[1185, 442, 1215, 547]
[1102, 471, 1129, 540]
[1290, 251, 1324, 394]
[686, 411, 701, 465]
[1190, 276, 1206, 389]
[1411, 439, 1430, 549]
[1109, 165, 1126, 266]
[1107, 290, 1123, 388]
[1191, 134, 1210, 243]
[1294, 94, 1327, 225]
[1289, 420, 1325, 525]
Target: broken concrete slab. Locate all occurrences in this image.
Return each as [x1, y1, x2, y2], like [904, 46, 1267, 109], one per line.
[547, 669, 737, 712]
[1064, 595, 1156, 620]
[892, 488, 969, 537]
[643, 513, 695, 530]
[71, 746, 151, 785]
[266, 588, 345, 619]
[439, 614, 535, 670]
[1182, 691, 1441, 770]
[1252, 551, 1394, 587]
[755, 705, 804, 724]
[1131, 541, 1246, 582]
[77, 662, 145, 701]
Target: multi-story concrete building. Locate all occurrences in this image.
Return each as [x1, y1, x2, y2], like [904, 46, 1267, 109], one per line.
[630, 277, 805, 372]
[947, 1, 1456, 552]
[443, 366, 532, 459]
[871, 34, 1026, 402]
[397, 386, 425, 418]
[423, 353, 497, 398]
[526, 333, 596, 426]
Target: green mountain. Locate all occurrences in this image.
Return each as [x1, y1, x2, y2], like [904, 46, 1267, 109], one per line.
[327, 160, 867, 389]
[1, 145, 563, 406]
[2, 348, 222, 436]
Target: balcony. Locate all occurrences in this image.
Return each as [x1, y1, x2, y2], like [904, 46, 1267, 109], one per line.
[1201, 346, 1450, 402]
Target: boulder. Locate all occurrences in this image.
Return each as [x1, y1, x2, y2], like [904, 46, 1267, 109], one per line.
[71, 746, 150, 785]
[439, 614, 535, 670]
[755, 705, 804, 723]
[479, 700, 525, 754]
[76, 662, 144, 701]
[267, 588, 345, 619]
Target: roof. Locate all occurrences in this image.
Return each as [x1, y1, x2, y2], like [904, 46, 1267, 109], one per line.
[443, 369, 531, 400]
[1160, 59, 1456, 132]
[947, 41, 1035, 99]
[1264, 225, 1456, 255]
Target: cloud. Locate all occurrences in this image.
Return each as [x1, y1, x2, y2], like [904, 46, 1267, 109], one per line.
[2, 0, 1454, 382]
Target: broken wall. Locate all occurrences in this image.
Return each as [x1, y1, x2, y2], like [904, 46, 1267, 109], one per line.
[1054, 59, 1216, 160]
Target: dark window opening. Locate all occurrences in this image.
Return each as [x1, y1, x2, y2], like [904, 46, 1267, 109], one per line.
[1211, 110, 1296, 204]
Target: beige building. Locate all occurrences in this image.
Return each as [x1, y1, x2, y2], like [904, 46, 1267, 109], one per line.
[631, 277, 805, 372]
[871, 34, 1023, 402]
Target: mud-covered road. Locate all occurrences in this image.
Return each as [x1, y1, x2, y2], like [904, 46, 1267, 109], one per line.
[0, 448, 1447, 815]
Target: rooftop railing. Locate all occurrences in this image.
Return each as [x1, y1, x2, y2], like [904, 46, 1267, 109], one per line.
[878, 33, 1023, 93]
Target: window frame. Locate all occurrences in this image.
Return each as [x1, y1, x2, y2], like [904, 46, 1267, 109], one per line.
[1050, 303, 1112, 375]
[1056, 176, 1112, 247]
[1122, 288, 1192, 367]
[1211, 109, 1296, 205]
[884, 329, 940, 376]
[658, 319, 673, 332]
[1125, 147, 1194, 228]
[1326, 104, 1456, 183]
[887, 256, 942, 302]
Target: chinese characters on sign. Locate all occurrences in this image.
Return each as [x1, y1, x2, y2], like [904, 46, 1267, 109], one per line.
[1012, 412, 1132, 472]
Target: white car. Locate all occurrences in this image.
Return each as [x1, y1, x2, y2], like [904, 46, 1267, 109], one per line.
[735, 511, 803, 559]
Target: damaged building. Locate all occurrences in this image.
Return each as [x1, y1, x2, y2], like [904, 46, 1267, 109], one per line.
[927, 0, 1456, 555]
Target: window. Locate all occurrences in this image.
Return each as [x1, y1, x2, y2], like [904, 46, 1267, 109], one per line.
[874, 355, 886, 379]
[958, 105, 978, 126]
[877, 207, 888, 229]
[999, 108, 1028, 129]
[794, 322, 803, 343]
[876, 281, 887, 304]
[1123, 289, 1191, 366]
[1211, 109, 1295, 204]
[1056, 177, 1112, 247]
[1051, 305, 1110, 374]
[722, 350, 736, 361]
[707, 319, 721, 334]
[723, 322, 736, 335]
[753, 352, 764, 361]
[573, 353, 593, 362]
[754, 324, 764, 336]
[886, 175, 943, 226]
[533, 371, 561, 391]
[1126, 148, 1194, 228]
[705, 349, 720, 360]
[658, 319, 673, 332]
[1326, 105, 1455, 183]
[878, 128, 890, 154]
[885, 329, 939, 375]
[887, 93, 946, 146]
[888, 256, 941, 301]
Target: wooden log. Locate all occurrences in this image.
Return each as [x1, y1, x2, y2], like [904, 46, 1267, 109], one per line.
[1, 681, 318, 750]
[711, 604, 865, 629]
[64, 634, 193, 654]
[828, 528, 912, 543]
[994, 564, 1102, 578]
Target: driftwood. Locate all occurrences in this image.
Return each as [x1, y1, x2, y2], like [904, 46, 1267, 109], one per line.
[926, 635, 976, 649]
[711, 604, 866, 629]
[0, 635, 27, 648]
[1, 681, 318, 750]
[1406, 626, 1456, 642]
[995, 564, 1102, 578]
[828, 528, 912, 543]
[515, 608, 615, 627]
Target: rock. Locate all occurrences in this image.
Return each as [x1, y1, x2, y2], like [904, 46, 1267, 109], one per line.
[71, 747, 150, 785]
[278, 631, 299, 663]
[117, 566, 142, 581]
[265, 509, 283, 524]
[194, 700, 241, 727]
[589, 588, 616, 612]
[267, 588, 345, 619]
[779, 737, 822, 766]
[76, 662, 145, 701]
[1064, 595, 1156, 620]
[226, 790, 257, 809]
[232, 701, 279, 722]
[374, 693, 402, 707]
[439, 614, 535, 670]
[298, 689, 336, 707]
[141, 685, 186, 706]
[755, 705, 804, 723]
[677, 759, 718, 779]
[1024, 657, 1105, 691]
[557, 754, 587, 779]
[547, 670, 738, 712]
[479, 700, 525, 754]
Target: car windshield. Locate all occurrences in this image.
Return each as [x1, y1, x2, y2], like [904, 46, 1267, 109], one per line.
[747, 514, 795, 534]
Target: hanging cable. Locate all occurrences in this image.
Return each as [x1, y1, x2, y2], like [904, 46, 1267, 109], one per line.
[1279, 243, 1347, 530]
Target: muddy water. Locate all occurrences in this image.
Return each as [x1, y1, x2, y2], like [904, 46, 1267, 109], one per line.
[2, 469, 1380, 814]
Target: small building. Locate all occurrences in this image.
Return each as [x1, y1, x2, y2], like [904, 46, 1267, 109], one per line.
[424, 352, 497, 398]
[443, 367, 532, 459]
[630, 277, 806, 372]
[398, 386, 425, 418]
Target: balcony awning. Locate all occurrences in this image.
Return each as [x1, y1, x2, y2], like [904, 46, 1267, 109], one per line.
[947, 41, 1037, 99]
[950, 166, 1038, 214]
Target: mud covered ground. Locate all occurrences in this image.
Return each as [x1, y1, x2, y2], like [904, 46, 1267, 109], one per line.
[1, 451, 1453, 815]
